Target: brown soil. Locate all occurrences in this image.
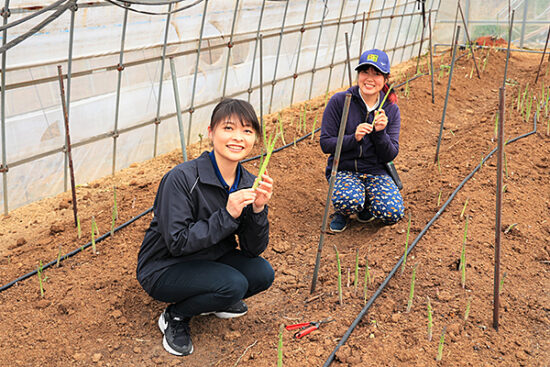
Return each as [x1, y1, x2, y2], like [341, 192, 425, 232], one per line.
[1, 49, 549, 367]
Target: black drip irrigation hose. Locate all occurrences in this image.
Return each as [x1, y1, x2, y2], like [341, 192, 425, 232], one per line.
[323, 109, 540, 367]
[0, 207, 153, 293]
[0, 72, 428, 294]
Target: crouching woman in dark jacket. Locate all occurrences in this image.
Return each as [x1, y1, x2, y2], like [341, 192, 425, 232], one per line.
[137, 99, 274, 356]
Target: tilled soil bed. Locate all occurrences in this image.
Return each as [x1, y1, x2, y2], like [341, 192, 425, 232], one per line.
[0, 49, 549, 367]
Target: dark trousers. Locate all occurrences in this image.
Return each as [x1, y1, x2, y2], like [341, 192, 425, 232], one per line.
[149, 249, 274, 318]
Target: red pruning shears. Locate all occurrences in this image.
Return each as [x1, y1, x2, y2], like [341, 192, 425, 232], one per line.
[285, 318, 334, 339]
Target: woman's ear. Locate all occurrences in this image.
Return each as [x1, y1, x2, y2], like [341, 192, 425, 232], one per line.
[207, 125, 213, 140]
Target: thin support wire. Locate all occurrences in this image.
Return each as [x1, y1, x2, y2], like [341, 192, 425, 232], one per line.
[428, 11, 435, 103]
[112, 6, 129, 175]
[268, 0, 290, 114]
[169, 58, 187, 162]
[324, 0, 347, 101]
[372, 0, 388, 49]
[221, 0, 240, 99]
[187, 0, 209, 147]
[390, 0, 410, 62]
[289, 0, 311, 106]
[64, 3, 76, 192]
[1, 0, 10, 215]
[259, 34, 264, 136]
[247, 0, 266, 103]
[458, 1, 481, 79]
[308, 1, 329, 101]
[57, 65, 78, 227]
[382, 0, 398, 52]
[434, 25, 460, 163]
[399, 0, 415, 63]
[408, 0, 425, 59]
[153, 2, 173, 157]
[339, 0, 362, 87]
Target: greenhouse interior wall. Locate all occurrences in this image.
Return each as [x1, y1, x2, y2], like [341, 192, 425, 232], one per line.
[1, 0, 549, 213]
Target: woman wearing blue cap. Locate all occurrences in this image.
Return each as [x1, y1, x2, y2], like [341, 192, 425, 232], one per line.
[320, 49, 405, 232]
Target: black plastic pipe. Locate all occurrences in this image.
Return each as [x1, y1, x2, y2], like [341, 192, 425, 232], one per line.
[323, 107, 539, 367]
[0, 207, 153, 293]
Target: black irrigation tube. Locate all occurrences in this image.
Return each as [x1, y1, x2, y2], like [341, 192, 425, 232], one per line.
[0, 72, 428, 294]
[323, 109, 540, 367]
[0, 208, 153, 293]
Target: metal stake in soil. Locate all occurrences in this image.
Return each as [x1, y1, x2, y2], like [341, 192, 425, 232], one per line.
[57, 65, 78, 227]
[311, 93, 352, 294]
[493, 87, 505, 331]
[434, 25, 461, 163]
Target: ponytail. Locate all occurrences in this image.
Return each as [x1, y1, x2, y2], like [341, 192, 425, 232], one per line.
[382, 83, 398, 105]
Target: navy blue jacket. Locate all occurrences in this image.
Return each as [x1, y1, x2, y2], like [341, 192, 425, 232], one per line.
[320, 85, 401, 179]
[136, 151, 269, 294]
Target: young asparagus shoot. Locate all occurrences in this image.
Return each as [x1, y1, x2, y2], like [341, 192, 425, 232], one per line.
[504, 223, 517, 234]
[427, 296, 433, 341]
[37, 260, 45, 297]
[375, 84, 395, 117]
[347, 267, 351, 288]
[406, 264, 417, 313]
[277, 114, 286, 145]
[525, 94, 533, 122]
[91, 216, 98, 254]
[460, 198, 469, 219]
[354, 248, 359, 294]
[111, 186, 118, 237]
[459, 216, 469, 289]
[436, 327, 447, 361]
[252, 131, 280, 190]
[311, 113, 318, 141]
[302, 104, 307, 132]
[77, 215, 81, 239]
[334, 245, 343, 305]
[277, 323, 284, 367]
[464, 297, 471, 323]
[437, 189, 442, 207]
[401, 213, 412, 274]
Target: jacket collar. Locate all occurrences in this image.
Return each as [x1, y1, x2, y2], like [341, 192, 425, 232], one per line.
[196, 151, 254, 190]
[349, 85, 387, 110]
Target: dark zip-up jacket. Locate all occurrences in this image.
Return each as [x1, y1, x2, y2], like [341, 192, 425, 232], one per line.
[136, 151, 269, 294]
[320, 85, 401, 179]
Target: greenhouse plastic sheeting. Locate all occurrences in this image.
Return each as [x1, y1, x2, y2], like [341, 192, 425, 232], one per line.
[3, 0, 438, 211]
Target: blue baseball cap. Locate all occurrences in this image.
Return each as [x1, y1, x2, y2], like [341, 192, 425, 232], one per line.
[355, 49, 390, 74]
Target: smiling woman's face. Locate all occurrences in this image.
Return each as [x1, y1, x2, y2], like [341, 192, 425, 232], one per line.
[357, 65, 386, 101]
[208, 115, 256, 165]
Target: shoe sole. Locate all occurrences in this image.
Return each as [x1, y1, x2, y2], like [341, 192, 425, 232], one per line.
[329, 225, 347, 233]
[162, 336, 194, 356]
[158, 312, 168, 334]
[356, 216, 375, 223]
[212, 310, 248, 319]
[159, 312, 194, 356]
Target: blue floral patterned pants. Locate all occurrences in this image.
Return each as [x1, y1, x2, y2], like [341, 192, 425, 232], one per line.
[331, 171, 405, 224]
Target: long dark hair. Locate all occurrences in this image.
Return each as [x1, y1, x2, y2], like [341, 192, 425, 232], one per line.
[210, 98, 261, 136]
